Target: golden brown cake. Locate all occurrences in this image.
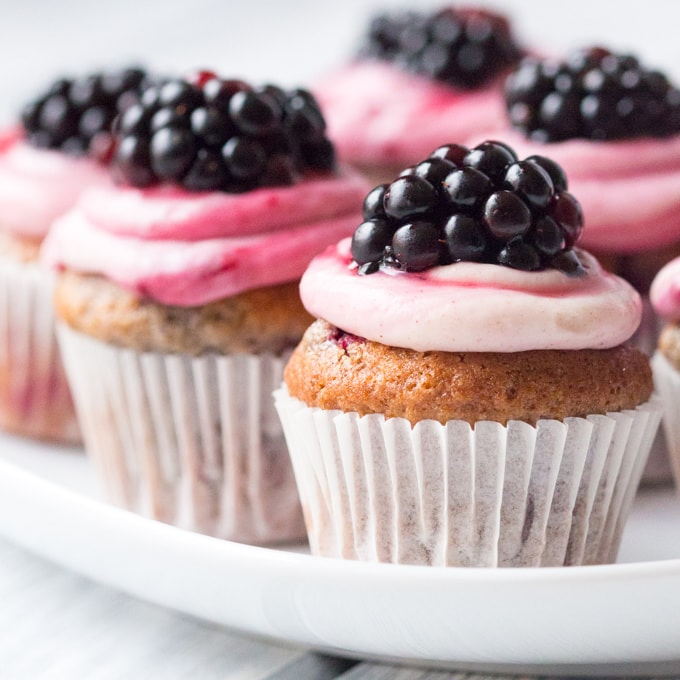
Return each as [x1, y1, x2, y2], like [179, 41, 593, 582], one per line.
[286, 319, 652, 426]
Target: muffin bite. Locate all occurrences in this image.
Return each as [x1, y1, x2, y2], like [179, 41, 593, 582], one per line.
[42, 71, 370, 544]
[313, 5, 524, 184]
[0, 67, 150, 443]
[275, 141, 660, 567]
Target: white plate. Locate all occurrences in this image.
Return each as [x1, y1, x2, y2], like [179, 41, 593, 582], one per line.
[2, 432, 680, 678]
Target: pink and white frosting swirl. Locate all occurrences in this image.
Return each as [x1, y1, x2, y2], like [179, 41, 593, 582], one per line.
[300, 238, 641, 352]
[42, 169, 369, 306]
[0, 128, 111, 239]
[313, 61, 507, 169]
[650, 256, 680, 320]
[466, 128, 680, 254]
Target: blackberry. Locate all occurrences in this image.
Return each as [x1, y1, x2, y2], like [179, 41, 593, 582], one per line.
[505, 46, 680, 141]
[359, 7, 522, 90]
[111, 73, 336, 192]
[20, 67, 151, 162]
[350, 140, 584, 274]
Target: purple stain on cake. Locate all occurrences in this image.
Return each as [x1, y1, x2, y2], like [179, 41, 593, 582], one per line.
[328, 327, 364, 350]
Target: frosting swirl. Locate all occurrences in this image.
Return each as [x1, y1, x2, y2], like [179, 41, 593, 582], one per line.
[300, 238, 641, 352]
[42, 169, 369, 307]
[0, 129, 110, 239]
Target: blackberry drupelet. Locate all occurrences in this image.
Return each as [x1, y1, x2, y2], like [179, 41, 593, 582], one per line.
[505, 46, 680, 141]
[351, 140, 584, 274]
[359, 7, 522, 90]
[20, 67, 151, 162]
[110, 72, 336, 191]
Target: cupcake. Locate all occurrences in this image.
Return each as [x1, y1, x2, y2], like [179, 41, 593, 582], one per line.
[0, 67, 149, 443]
[650, 258, 680, 487]
[42, 72, 370, 544]
[470, 46, 680, 483]
[275, 141, 661, 567]
[312, 6, 523, 184]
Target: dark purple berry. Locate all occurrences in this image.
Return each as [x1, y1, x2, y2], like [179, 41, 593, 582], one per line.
[525, 154, 568, 192]
[503, 160, 554, 209]
[552, 249, 585, 277]
[413, 157, 457, 186]
[351, 219, 394, 265]
[497, 237, 542, 271]
[222, 137, 267, 180]
[191, 106, 232, 146]
[182, 149, 229, 191]
[113, 135, 156, 187]
[363, 184, 388, 220]
[384, 175, 438, 219]
[391, 222, 441, 271]
[429, 143, 469, 165]
[550, 192, 583, 247]
[444, 214, 487, 261]
[532, 215, 565, 256]
[483, 190, 532, 241]
[203, 78, 251, 112]
[443, 167, 493, 210]
[158, 79, 202, 113]
[150, 127, 197, 179]
[463, 141, 517, 182]
[229, 90, 281, 135]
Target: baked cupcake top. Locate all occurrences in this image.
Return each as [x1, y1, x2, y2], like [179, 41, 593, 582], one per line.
[42, 71, 370, 306]
[469, 46, 680, 254]
[313, 6, 523, 170]
[0, 68, 151, 239]
[300, 141, 641, 352]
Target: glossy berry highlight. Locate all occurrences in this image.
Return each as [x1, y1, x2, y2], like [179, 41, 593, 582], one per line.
[351, 141, 584, 275]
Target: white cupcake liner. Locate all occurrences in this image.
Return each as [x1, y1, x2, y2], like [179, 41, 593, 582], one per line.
[57, 324, 306, 545]
[0, 254, 79, 443]
[634, 296, 673, 485]
[274, 388, 661, 567]
[651, 351, 680, 488]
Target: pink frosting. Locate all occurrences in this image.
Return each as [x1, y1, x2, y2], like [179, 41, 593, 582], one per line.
[466, 128, 680, 254]
[650, 257, 680, 320]
[42, 169, 370, 306]
[0, 129, 111, 239]
[313, 61, 507, 169]
[300, 238, 641, 352]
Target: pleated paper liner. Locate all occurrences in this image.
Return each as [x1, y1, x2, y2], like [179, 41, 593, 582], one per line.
[275, 388, 661, 567]
[0, 256, 79, 443]
[57, 324, 306, 545]
[651, 351, 680, 489]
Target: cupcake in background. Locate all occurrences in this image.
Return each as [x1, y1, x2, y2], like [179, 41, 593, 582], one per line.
[467, 46, 680, 484]
[650, 259, 680, 489]
[275, 141, 661, 567]
[0, 67, 149, 443]
[312, 5, 524, 184]
[42, 71, 370, 544]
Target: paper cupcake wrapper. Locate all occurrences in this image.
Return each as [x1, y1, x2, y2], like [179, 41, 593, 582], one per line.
[0, 256, 79, 443]
[650, 351, 680, 488]
[275, 388, 661, 567]
[57, 324, 306, 545]
[633, 297, 673, 485]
